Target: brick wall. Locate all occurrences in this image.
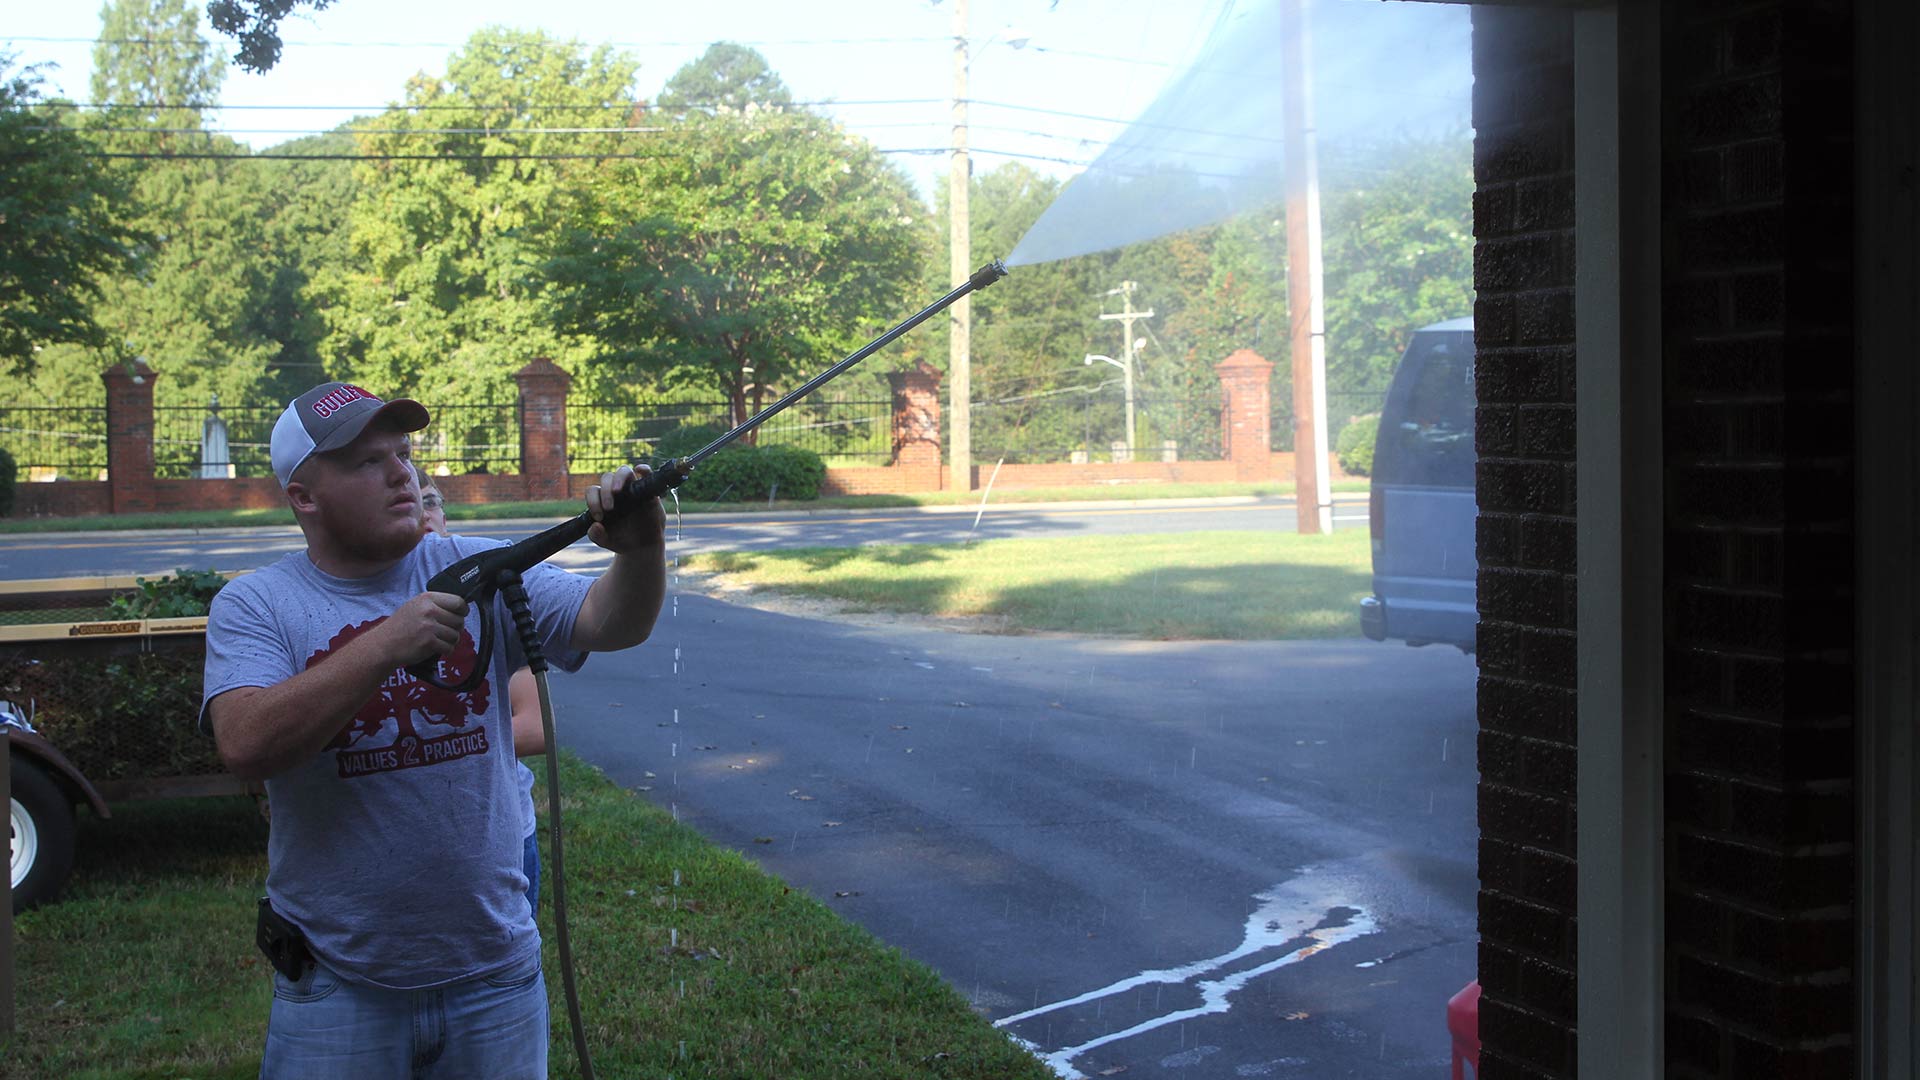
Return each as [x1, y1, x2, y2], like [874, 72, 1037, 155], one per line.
[1471, 8, 1581, 1079]
[1661, 1, 1856, 1075]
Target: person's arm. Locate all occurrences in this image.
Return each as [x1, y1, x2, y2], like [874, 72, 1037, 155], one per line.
[210, 592, 469, 781]
[570, 464, 668, 653]
[508, 667, 546, 757]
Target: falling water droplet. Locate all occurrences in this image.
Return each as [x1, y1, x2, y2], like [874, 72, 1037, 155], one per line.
[673, 708, 680, 725]
[674, 868, 681, 887]
[1442, 737, 1450, 762]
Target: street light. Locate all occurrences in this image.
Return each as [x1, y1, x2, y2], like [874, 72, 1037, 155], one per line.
[1084, 349, 1136, 457]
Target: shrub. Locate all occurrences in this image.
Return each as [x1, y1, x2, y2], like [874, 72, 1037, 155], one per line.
[108, 568, 229, 619]
[0, 445, 15, 516]
[679, 444, 826, 503]
[1336, 414, 1381, 477]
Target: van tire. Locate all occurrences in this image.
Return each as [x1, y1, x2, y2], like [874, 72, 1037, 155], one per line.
[10, 756, 76, 913]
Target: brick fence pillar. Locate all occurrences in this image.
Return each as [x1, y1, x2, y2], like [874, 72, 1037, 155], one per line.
[514, 358, 572, 501]
[102, 358, 157, 514]
[888, 360, 943, 472]
[1214, 349, 1274, 481]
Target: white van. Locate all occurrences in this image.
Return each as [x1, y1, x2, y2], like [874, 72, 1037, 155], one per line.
[1358, 317, 1476, 652]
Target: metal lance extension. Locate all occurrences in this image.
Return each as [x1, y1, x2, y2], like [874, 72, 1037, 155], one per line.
[401, 260, 1008, 1080]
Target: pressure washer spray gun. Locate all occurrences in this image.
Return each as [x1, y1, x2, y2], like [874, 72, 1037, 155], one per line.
[399, 259, 1008, 1080]
[404, 257, 1010, 694]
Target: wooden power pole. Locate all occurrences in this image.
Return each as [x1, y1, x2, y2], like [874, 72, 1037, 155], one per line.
[948, 0, 973, 492]
[1281, 0, 1332, 534]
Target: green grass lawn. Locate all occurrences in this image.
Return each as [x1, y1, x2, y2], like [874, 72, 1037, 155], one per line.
[690, 528, 1374, 640]
[4, 756, 1054, 1080]
[0, 479, 1367, 534]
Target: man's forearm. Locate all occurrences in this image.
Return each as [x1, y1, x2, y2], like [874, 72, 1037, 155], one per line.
[572, 545, 666, 652]
[212, 635, 401, 781]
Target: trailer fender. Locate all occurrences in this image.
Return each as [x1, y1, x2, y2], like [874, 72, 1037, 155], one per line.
[6, 728, 111, 819]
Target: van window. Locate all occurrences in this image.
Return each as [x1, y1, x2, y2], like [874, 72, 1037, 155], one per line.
[1379, 331, 1474, 488]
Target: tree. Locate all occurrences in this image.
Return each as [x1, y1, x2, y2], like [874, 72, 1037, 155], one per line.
[206, 0, 335, 74]
[91, 0, 223, 127]
[544, 104, 928, 437]
[655, 42, 794, 114]
[0, 57, 139, 374]
[314, 28, 641, 460]
[1321, 134, 1475, 393]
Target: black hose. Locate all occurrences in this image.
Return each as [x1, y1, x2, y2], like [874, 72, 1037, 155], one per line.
[502, 573, 594, 1080]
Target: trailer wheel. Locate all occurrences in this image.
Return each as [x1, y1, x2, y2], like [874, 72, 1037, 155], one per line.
[10, 756, 75, 913]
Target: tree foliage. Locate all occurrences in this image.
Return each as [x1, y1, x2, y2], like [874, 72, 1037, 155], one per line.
[206, 0, 336, 74]
[316, 27, 640, 417]
[0, 58, 140, 374]
[656, 42, 794, 114]
[544, 78, 927, 434]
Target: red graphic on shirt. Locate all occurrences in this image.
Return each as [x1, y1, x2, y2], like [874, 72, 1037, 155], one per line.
[311, 619, 494, 779]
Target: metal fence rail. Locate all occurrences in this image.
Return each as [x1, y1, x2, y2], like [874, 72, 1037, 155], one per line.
[415, 403, 517, 476]
[568, 398, 892, 474]
[967, 382, 1224, 464]
[0, 408, 109, 479]
[152, 404, 279, 479]
[1271, 390, 1388, 450]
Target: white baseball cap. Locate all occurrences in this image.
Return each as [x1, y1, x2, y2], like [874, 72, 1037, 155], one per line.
[270, 382, 430, 488]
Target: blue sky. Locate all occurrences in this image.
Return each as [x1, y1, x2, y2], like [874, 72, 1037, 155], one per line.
[6, 0, 1238, 199]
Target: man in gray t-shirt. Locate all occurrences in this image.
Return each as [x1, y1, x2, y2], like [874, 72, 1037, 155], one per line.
[202, 381, 665, 1078]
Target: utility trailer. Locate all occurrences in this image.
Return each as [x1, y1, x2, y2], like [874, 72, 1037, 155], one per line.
[0, 574, 252, 913]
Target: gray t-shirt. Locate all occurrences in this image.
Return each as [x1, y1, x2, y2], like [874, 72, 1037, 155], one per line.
[202, 533, 591, 990]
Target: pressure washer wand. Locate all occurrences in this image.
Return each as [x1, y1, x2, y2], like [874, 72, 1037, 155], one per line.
[613, 257, 1011, 512]
[407, 259, 1010, 691]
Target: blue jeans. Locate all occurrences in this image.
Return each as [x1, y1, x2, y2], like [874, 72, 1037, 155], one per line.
[523, 830, 540, 913]
[261, 950, 547, 1079]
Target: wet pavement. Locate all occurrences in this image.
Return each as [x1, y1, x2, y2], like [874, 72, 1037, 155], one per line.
[546, 591, 1478, 1080]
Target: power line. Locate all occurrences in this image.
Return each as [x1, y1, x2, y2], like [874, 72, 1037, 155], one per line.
[9, 34, 949, 49]
[35, 124, 674, 136]
[20, 145, 1096, 165]
[34, 97, 942, 112]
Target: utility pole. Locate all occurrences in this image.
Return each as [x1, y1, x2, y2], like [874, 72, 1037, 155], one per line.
[1098, 281, 1153, 455]
[948, 0, 973, 492]
[1281, 0, 1332, 534]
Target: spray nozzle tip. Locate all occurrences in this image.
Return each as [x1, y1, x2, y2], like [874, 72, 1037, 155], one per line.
[969, 259, 1010, 290]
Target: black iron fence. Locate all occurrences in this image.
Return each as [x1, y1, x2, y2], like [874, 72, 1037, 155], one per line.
[0, 407, 109, 479]
[414, 403, 517, 476]
[153, 404, 279, 479]
[149, 402, 519, 479]
[568, 398, 892, 474]
[967, 382, 1224, 464]
[1271, 390, 1388, 450]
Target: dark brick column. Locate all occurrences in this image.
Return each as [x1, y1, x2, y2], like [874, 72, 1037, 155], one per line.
[1471, 8, 1579, 1079]
[1661, 2, 1856, 1075]
[101, 358, 158, 515]
[888, 361, 942, 473]
[1214, 349, 1274, 481]
[514, 358, 572, 501]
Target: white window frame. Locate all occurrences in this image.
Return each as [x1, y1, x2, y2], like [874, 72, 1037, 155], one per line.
[1574, 4, 1664, 1076]
[1856, 0, 1919, 1075]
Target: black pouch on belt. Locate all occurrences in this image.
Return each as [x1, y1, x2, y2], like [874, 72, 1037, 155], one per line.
[256, 897, 316, 982]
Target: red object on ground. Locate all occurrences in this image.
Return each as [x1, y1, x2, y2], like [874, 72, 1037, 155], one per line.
[1447, 979, 1481, 1079]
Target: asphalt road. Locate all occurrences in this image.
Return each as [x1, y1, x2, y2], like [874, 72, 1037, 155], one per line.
[0, 494, 1369, 580]
[544, 591, 1477, 1080]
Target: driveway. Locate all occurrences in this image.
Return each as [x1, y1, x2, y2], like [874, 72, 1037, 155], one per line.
[545, 590, 1478, 1079]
